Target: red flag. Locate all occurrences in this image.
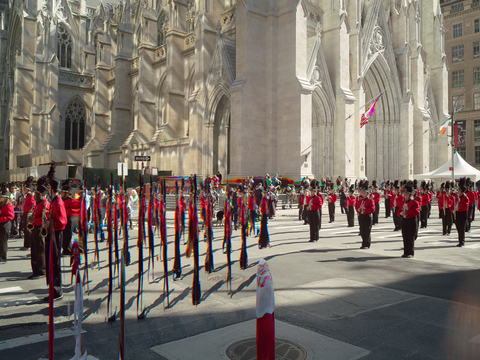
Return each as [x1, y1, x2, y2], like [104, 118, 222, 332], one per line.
[360, 94, 382, 128]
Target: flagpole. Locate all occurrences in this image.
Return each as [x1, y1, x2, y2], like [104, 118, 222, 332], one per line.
[345, 89, 387, 122]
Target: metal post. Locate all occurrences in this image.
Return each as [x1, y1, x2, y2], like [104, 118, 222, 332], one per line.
[451, 111, 455, 183]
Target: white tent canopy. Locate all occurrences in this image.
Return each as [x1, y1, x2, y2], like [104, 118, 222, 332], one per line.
[414, 152, 480, 182]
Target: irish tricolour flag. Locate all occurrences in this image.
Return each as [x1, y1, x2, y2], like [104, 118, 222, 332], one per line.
[438, 117, 452, 135]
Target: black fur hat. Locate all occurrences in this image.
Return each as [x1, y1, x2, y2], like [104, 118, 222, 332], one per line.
[348, 185, 354, 194]
[24, 176, 35, 191]
[36, 175, 49, 195]
[413, 180, 418, 189]
[445, 181, 450, 191]
[459, 178, 466, 192]
[372, 180, 377, 189]
[47, 162, 60, 192]
[0, 182, 11, 198]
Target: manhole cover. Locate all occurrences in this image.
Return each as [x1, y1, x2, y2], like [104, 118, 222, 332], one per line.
[207, 273, 244, 283]
[226, 338, 307, 360]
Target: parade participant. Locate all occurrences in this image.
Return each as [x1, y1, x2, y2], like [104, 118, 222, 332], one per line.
[420, 183, 430, 229]
[247, 189, 258, 236]
[267, 187, 277, 219]
[466, 179, 475, 232]
[302, 188, 310, 225]
[239, 187, 249, 269]
[437, 183, 446, 222]
[356, 183, 375, 249]
[339, 187, 346, 214]
[391, 182, 403, 231]
[327, 188, 337, 223]
[0, 184, 15, 264]
[398, 184, 420, 258]
[258, 190, 270, 248]
[308, 189, 323, 242]
[443, 181, 454, 236]
[371, 181, 381, 225]
[454, 179, 469, 247]
[43, 166, 67, 301]
[9, 185, 19, 237]
[62, 180, 81, 256]
[345, 186, 356, 227]
[384, 182, 393, 218]
[28, 177, 50, 279]
[20, 177, 35, 251]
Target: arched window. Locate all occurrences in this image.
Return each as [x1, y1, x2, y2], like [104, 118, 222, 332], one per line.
[65, 100, 86, 150]
[57, 24, 73, 68]
[186, 1, 195, 34]
[157, 12, 169, 46]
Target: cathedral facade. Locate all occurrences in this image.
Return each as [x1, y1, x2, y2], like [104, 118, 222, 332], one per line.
[0, 0, 449, 181]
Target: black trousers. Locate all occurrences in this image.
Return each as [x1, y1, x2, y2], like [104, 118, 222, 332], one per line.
[259, 214, 269, 248]
[45, 231, 63, 295]
[308, 209, 320, 241]
[22, 213, 31, 248]
[401, 217, 416, 256]
[442, 208, 452, 235]
[0, 221, 11, 262]
[340, 200, 346, 214]
[393, 207, 400, 230]
[420, 206, 428, 228]
[385, 200, 391, 218]
[466, 204, 475, 231]
[328, 203, 335, 222]
[31, 226, 46, 276]
[359, 214, 372, 248]
[428, 203, 431, 218]
[455, 210, 467, 246]
[347, 206, 355, 227]
[302, 206, 308, 223]
[373, 203, 379, 225]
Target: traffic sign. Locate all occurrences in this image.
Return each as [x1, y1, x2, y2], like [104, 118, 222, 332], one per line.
[134, 156, 151, 161]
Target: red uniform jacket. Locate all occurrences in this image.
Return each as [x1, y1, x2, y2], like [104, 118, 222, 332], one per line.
[34, 199, 50, 227]
[421, 194, 430, 207]
[355, 197, 375, 215]
[384, 190, 394, 199]
[437, 191, 447, 209]
[397, 199, 420, 219]
[64, 197, 81, 217]
[50, 196, 67, 232]
[456, 194, 469, 212]
[391, 194, 404, 209]
[310, 195, 323, 210]
[248, 194, 256, 211]
[346, 196, 356, 208]
[260, 197, 269, 215]
[23, 193, 35, 214]
[446, 195, 454, 209]
[466, 191, 476, 205]
[328, 194, 337, 203]
[0, 203, 15, 224]
[372, 192, 381, 204]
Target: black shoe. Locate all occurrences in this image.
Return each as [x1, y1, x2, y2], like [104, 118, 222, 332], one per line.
[43, 293, 63, 302]
[360, 246, 369, 249]
[309, 240, 315, 242]
[19, 247, 29, 251]
[401, 254, 408, 258]
[27, 273, 43, 279]
[0, 260, 6, 265]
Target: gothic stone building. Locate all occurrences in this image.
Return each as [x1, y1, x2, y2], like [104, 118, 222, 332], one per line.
[0, 0, 449, 182]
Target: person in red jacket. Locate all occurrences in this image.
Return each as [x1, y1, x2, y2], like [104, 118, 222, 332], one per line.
[391, 182, 403, 231]
[308, 189, 323, 242]
[20, 176, 36, 251]
[61, 180, 81, 256]
[436, 184, 446, 221]
[356, 184, 375, 249]
[466, 181, 476, 232]
[397, 184, 420, 258]
[419, 185, 430, 229]
[44, 173, 67, 301]
[258, 190, 270, 248]
[0, 185, 15, 264]
[28, 177, 50, 279]
[327, 188, 337, 223]
[371, 181, 381, 225]
[345, 187, 356, 227]
[454, 179, 470, 247]
[384, 183, 393, 218]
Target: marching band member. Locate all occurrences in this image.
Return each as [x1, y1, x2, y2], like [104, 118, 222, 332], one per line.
[384, 182, 393, 218]
[0, 184, 15, 264]
[327, 188, 337, 223]
[345, 186, 356, 227]
[398, 184, 420, 258]
[20, 177, 35, 251]
[356, 183, 375, 249]
[308, 189, 323, 242]
[454, 179, 469, 247]
[371, 181, 381, 225]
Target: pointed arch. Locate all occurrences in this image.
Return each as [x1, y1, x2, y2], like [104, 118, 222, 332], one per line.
[64, 97, 87, 150]
[57, 23, 73, 68]
[157, 11, 169, 46]
[156, 72, 168, 127]
[186, 0, 195, 34]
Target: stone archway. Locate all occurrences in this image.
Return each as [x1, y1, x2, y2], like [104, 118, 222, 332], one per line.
[312, 90, 334, 179]
[212, 95, 230, 176]
[362, 56, 401, 182]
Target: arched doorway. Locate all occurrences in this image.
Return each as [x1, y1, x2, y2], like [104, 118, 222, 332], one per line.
[312, 90, 334, 179]
[212, 95, 230, 176]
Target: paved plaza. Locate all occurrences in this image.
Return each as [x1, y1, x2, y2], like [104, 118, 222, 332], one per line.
[2, 205, 480, 360]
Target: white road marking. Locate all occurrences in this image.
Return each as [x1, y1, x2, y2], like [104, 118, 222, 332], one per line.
[0, 328, 86, 351]
[0, 286, 22, 294]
